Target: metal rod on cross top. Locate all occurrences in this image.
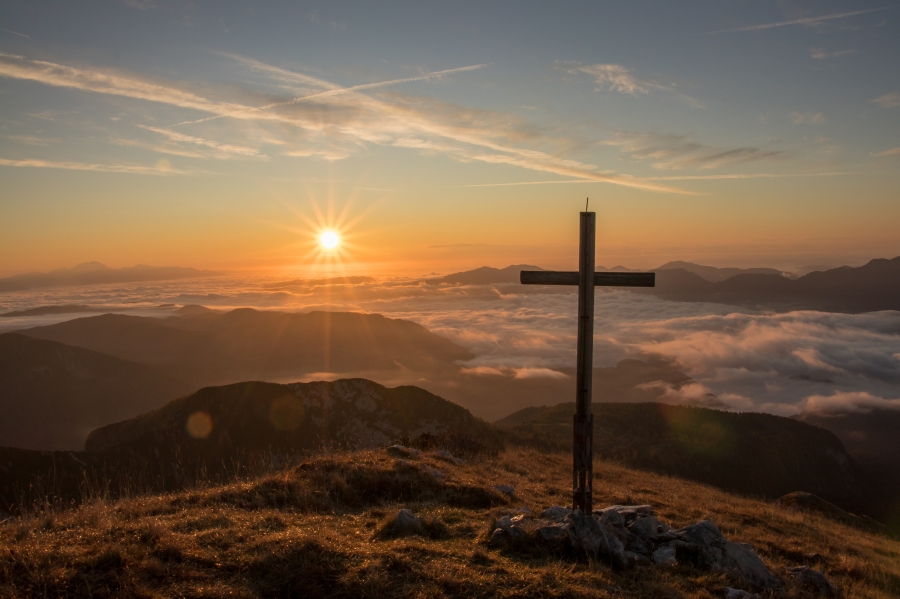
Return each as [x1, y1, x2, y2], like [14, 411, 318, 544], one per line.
[520, 211, 655, 514]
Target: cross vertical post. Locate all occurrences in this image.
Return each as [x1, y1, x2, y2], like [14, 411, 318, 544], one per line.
[519, 211, 655, 515]
[573, 211, 595, 514]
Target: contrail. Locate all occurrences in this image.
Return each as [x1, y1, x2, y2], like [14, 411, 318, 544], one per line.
[457, 171, 855, 187]
[2, 29, 30, 38]
[705, 7, 890, 34]
[172, 63, 488, 127]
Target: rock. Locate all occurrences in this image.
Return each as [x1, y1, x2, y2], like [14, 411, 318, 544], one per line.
[597, 504, 654, 525]
[790, 566, 838, 597]
[599, 509, 625, 529]
[629, 515, 660, 539]
[676, 520, 780, 591]
[541, 506, 572, 522]
[432, 450, 463, 465]
[724, 588, 761, 599]
[386, 444, 420, 458]
[652, 543, 677, 565]
[510, 514, 527, 524]
[508, 525, 526, 541]
[493, 484, 515, 497]
[423, 466, 444, 478]
[496, 515, 513, 530]
[389, 509, 423, 535]
[564, 509, 627, 568]
[489, 528, 509, 547]
[537, 524, 569, 542]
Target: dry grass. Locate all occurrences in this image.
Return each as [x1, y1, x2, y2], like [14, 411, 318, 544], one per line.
[1, 447, 898, 599]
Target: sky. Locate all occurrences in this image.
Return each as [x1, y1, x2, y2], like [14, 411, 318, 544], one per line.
[1, 0, 899, 277]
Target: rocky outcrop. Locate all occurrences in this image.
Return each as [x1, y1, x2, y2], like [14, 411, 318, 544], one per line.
[488, 503, 792, 593]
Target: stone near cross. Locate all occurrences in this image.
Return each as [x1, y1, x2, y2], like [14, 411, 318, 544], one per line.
[520, 209, 655, 514]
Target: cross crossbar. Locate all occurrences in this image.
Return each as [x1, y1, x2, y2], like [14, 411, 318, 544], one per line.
[520, 271, 655, 287]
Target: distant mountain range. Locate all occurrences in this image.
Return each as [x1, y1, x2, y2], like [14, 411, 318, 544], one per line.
[440, 263, 636, 285]
[439, 264, 544, 285]
[1, 304, 99, 317]
[639, 257, 900, 312]
[0, 261, 221, 292]
[0, 333, 193, 450]
[655, 261, 794, 281]
[445, 258, 900, 313]
[20, 308, 472, 387]
[497, 401, 879, 518]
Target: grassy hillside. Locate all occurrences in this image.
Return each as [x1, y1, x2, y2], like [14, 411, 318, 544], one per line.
[498, 402, 878, 519]
[0, 379, 498, 514]
[1, 447, 897, 598]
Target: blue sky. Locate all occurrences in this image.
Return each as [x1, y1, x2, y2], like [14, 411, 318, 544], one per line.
[0, 0, 898, 275]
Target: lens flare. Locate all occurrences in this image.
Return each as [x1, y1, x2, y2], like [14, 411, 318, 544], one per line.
[320, 230, 340, 250]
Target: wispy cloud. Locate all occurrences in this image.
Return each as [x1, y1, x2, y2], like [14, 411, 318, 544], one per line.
[0, 157, 189, 175]
[790, 111, 825, 125]
[809, 47, 855, 60]
[0, 52, 691, 193]
[4, 135, 61, 145]
[457, 172, 850, 187]
[173, 63, 489, 127]
[872, 147, 900, 158]
[0, 53, 235, 114]
[2, 28, 30, 38]
[602, 131, 782, 170]
[561, 62, 705, 108]
[800, 391, 900, 415]
[568, 63, 663, 95]
[138, 125, 260, 158]
[872, 92, 900, 108]
[705, 7, 891, 34]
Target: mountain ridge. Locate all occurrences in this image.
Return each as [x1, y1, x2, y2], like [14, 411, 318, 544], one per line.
[0, 262, 222, 291]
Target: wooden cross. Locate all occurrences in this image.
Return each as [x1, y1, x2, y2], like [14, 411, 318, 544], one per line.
[520, 210, 655, 513]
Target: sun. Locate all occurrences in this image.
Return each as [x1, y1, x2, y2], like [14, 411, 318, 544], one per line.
[319, 230, 340, 250]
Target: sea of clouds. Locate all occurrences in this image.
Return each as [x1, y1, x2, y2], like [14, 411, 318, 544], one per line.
[2, 273, 898, 416]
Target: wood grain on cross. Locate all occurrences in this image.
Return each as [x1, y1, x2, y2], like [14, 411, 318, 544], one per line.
[520, 212, 655, 514]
